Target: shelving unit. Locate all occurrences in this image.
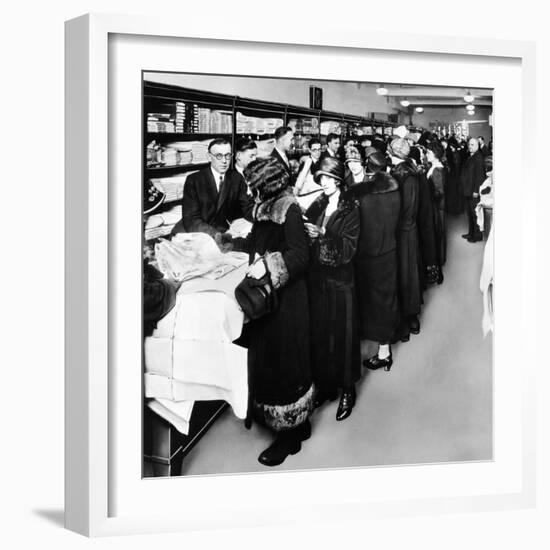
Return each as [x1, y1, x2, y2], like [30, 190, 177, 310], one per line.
[142, 81, 413, 475]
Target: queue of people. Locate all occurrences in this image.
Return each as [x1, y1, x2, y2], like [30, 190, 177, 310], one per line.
[157, 125, 492, 467]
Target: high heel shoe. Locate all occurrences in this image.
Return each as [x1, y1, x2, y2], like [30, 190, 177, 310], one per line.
[363, 351, 393, 371]
[336, 389, 356, 421]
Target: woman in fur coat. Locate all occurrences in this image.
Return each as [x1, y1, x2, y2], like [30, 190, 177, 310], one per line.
[238, 156, 314, 467]
[304, 156, 361, 422]
[347, 150, 401, 371]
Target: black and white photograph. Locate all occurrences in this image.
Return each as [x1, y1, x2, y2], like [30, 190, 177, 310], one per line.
[142, 72, 494, 477]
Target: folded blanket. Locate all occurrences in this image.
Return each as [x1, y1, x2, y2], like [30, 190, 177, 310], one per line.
[144, 275, 248, 419]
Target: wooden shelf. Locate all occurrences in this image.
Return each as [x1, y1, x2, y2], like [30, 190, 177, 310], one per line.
[146, 132, 231, 141]
[146, 162, 208, 175]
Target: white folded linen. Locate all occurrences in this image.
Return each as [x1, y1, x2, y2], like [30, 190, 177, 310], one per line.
[147, 398, 194, 435]
[144, 279, 248, 419]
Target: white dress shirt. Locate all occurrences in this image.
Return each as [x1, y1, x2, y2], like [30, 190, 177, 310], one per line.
[210, 166, 224, 192]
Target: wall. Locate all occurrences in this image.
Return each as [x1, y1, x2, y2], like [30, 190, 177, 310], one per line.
[145, 72, 406, 120]
[411, 106, 493, 142]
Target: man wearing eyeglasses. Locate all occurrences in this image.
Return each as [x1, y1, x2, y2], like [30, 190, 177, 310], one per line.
[294, 138, 323, 209]
[178, 138, 252, 241]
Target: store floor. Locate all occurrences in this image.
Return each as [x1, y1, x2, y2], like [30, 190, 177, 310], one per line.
[180, 214, 493, 476]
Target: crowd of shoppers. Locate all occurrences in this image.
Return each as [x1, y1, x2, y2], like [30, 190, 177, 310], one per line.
[155, 125, 492, 467]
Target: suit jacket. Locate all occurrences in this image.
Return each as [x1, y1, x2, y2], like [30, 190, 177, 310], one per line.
[460, 151, 486, 197]
[179, 166, 253, 237]
[320, 149, 338, 162]
[270, 147, 292, 178]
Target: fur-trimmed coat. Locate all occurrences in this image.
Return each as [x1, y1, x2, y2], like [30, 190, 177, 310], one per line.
[348, 171, 401, 342]
[304, 192, 361, 395]
[391, 160, 422, 319]
[236, 188, 313, 431]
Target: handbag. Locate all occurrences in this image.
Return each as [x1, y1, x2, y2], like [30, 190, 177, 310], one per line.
[234, 258, 278, 320]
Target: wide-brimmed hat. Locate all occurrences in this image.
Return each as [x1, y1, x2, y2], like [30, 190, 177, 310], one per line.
[388, 137, 411, 160]
[344, 145, 364, 164]
[363, 146, 377, 157]
[367, 151, 389, 171]
[143, 179, 166, 215]
[314, 156, 344, 183]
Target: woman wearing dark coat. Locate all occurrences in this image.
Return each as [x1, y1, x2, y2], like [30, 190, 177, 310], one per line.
[410, 146, 440, 289]
[303, 156, 361, 421]
[347, 150, 401, 371]
[445, 138, 463, 215]
[238, 156, 313, 467]
[388, 138, 422, 341]
[426, 141, 447, 268]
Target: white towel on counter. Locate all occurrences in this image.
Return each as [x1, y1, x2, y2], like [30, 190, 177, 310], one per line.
[147, 398, 194, 435]
[144, 269, 248, 419]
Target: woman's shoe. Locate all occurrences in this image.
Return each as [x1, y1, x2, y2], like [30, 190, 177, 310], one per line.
[258, 431, 301, 467]
[363, 352, 393, 371]
[336, 390, 356, 421]
[409, 315, 420, 334]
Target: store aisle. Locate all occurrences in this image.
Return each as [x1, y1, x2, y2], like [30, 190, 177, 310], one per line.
[180, 214, 493, 476]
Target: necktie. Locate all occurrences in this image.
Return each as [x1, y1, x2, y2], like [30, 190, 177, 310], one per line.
[219, 175, 224, 194]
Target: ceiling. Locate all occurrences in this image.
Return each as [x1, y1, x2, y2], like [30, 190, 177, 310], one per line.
[380, 85, 493, 108]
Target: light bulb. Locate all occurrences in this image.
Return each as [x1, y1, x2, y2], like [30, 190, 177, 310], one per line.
[415, 107, 424, 113]
[376, 85, 388, 96]
[400, 99, 410, 107]
[467, 110, 475, 116]
[464, 91, 474, 102]
[466, 104, 475, 111]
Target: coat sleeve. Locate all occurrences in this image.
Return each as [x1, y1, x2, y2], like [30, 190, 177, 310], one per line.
[181, 175, 219, 238]
[473, 157, 486, 193]
[264, 204, 310, 289]
[317, 206, 360, 267]
[431, 168, 445, 201]
[399, 174, 417, 228]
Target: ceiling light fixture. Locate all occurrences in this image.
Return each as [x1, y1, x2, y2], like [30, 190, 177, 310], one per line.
[466, 104, 475, 111]
[415, 106, 424, 113]
[464, 90, 475, 103]
[467, 110, 475, 116]
[400, 99, 410, 107]
[376, 85, 388, 96]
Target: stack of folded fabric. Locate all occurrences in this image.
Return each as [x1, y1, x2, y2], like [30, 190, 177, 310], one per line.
[144, 263, 249, 422]
[144, 205, 182, 240]
[191, 140, 211, 164]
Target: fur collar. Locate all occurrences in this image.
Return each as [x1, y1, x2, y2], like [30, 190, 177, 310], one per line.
[391, 159, 418, 181]
[349, 171, 399, 197]
[306, 190, 358, 223]
[253, 188, 297, 225]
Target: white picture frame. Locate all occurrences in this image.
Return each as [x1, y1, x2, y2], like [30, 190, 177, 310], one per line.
[65, 12, 537, 537]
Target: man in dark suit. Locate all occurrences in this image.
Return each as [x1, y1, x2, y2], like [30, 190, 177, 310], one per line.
[478, 136, 490, 158]
[270, 126, 294, 181]
[320, 132, 341, 161]
[232, 137, 258, 196]
[176, 138, 253, 241]
[460, 137, 486, 242]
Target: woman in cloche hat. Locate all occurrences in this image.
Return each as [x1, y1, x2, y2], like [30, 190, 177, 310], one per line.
[303, 157, 361, 421]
